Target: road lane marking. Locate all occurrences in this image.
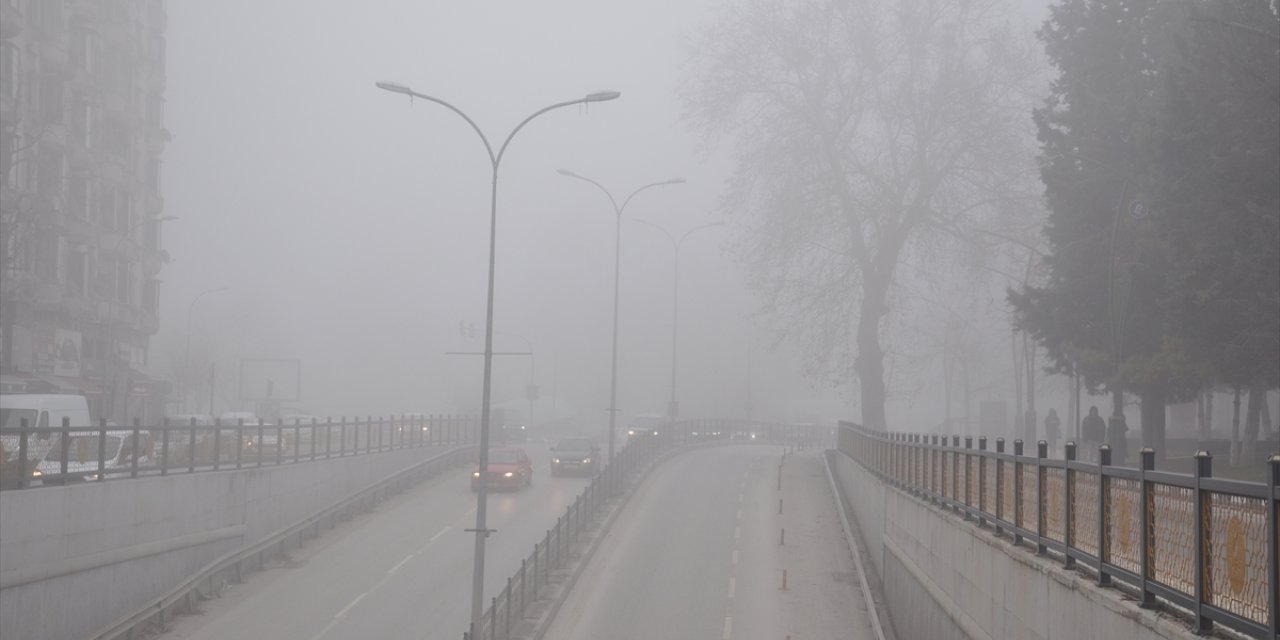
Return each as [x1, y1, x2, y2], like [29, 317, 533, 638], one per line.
[335, 592, 366, 619]
[738, 493, 743, 504]
[430, 527, 449, 542]
[734, 525, 740, 540]
[736, 508, 742, 520]
[723, 615, 733, 639]
[389, 555, 412, 574]
[728, 577, 736, 598]
[732, 549, 739, 565]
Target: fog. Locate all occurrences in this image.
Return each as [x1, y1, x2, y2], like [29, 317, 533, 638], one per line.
[155, 0, 863, 424]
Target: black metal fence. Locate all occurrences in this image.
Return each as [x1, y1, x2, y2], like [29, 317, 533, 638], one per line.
[0, 414, 479, 489]
[837, 421, 1280, 639]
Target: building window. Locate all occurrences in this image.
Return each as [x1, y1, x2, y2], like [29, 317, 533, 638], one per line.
[115, 192, 131, 233]
[1, 43, 19, 100]
[74, 101, 96, 149]
[35, 233, 59, 281]
[115, 260, 132, 304]
[40, 75, 64, 124]
[36, 150, 64, 197]
[39, 1, 63, 37]
[67, 173, 92, 219]
[68, 249, 87, 296]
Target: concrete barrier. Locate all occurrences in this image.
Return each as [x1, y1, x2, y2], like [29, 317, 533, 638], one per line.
[0, 445, 463, 640]
[830, 450, 1199, 640]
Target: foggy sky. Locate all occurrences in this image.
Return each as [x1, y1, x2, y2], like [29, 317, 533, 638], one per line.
[155, 1, 1053, 426]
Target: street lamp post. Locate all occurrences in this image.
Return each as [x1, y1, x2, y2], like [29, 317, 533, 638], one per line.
[377, 82, 618, 639]
[635, 220, 723, 435]
[103, 215, 177, 422]
[184, 286, 229, 411]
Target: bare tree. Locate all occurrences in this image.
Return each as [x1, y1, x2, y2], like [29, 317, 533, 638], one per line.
[685, 0, 1042, 428]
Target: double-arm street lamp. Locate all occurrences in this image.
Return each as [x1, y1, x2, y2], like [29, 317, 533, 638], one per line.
[556, 170, 684, 463]
[635, 220, 723, 432]
[377, 82, 619, 639]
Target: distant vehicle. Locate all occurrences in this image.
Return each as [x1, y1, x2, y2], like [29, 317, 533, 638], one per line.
[219, 412, 285, 456]
[550, 437, 599, 476]
[1, 394, 92, 487]
[471, 447, 533, 491]
[731, 431, 758, 442]
[503, 424, 528, 443]
[398, 412, 430, 435]
[626, 414, 665, 438]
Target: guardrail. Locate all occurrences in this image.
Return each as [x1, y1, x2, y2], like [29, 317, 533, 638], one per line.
[0, 414, 479, 489]
[837, 421, 1280, 639]
[90, 444, 478, 640]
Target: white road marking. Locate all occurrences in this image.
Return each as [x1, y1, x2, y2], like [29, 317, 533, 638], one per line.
[389, 555, 412, 574]
[738, 493, 743, 504]
[723, 615, 733, 639]
[732, 549, 739, 565]
[736, 508, 742, 520]
[335, 592, 366, 619]
[430, 527, 449, 542]
[728, 577, 736, 598]
[734, 525, 740, 540]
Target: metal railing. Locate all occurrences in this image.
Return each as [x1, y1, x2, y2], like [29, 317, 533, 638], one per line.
[0, 414, 479, 489]
[837, 421, 1280, 639]
[467, 417, 830, 639]
[468, 434, 662, 640]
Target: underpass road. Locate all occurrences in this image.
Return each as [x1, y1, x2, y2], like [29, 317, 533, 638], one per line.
[544, 445, 875, 640]
[165, 442, 591, 640]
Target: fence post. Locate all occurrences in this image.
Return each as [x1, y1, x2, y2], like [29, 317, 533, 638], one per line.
[97, 419, 107, 482]
[1035, 440, 1047, 555]
[256, 419, 264, 468]
[1138, 448, 1156, 609]
[504, 577, 513, 638]
[995, 438, 1005, 535]
[161, 418, 170, 475]
[1013, 439, 1024, 546]
[17, 418, 29, 489]
[189, 417, 197, 473]
[1062, 440, 1075, 568]
[60, 416, 71, 482]
[213, 419, 222, 471]
[340, 417, 347, 457]
[977, 436, 987, 525]
[1267, 454, 1278, 637]
[277, 421, 284, 466]
[962, 436, 973, 520]
[1192, 450, 1212, 635]
[1096, 443, 1111, 586]
[519, 558, 528, 618]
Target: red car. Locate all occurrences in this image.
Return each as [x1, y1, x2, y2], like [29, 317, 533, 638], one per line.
[471, 447, 533, 491]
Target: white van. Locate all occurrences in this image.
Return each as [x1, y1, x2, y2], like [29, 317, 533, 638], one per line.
[1, 394, 93, 470]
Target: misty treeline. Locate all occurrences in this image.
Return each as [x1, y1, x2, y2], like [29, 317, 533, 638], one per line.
[684, 0, 1279, 462]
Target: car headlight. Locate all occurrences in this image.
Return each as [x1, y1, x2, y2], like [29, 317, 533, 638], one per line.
[652, 430, 659, 436]
[88, 474, 100, 481]
[627, 429, 635, 435]
[581, 458, 591, 464]
[503, 471, 514, 477]
[422, 426, 429, 432]
[551, 458, 560, 464]
[32, 469, 42, 477]
[751, 433, 757, 439]
[692, 432, 699, 436]
[472, 471, 480, 478]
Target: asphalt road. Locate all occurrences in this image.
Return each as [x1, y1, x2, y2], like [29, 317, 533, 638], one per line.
[165, 442, 591, 640]
[544, 445, 876, 640]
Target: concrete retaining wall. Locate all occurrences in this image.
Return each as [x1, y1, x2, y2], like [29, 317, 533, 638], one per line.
[830, 451, 1197, 640]
[0, 445, 463, 640]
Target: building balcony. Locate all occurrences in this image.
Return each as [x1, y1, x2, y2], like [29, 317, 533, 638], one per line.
[68, 141, 95, 170]
[99, 157, 125, 183]
[68, 1, 103, 25]
[140, 250, 164, 277]
[138, 307, 159, 335]
[60, 213, 96, 244]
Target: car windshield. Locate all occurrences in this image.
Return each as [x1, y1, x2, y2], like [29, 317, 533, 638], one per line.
[556, 438, 594, 451]
[0, 408, 37, 429]
[488, 450, 520, 464]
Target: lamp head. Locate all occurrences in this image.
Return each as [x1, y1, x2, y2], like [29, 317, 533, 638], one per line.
[157, 215, 179, 222]
[376, 81, 413, 95]
[556, 169, 580, 178]
[584, 90, 621, 103]
[664, 178, 687, 185]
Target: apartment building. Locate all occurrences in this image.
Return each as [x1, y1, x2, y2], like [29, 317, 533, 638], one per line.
[1, 0, 171, 423]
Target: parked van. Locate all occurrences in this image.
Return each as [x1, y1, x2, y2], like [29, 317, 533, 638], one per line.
[1, 395, 92, 485]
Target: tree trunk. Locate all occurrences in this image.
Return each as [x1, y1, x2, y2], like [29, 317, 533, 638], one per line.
[1262, 392, 1274, 444]
[1196, 392, 1208, 442]
[1230, 387, 1241, 466]
[1242, 379, 1263, 465]
[856, 274, 890, 431]
[1139, 385, 1166, 463]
